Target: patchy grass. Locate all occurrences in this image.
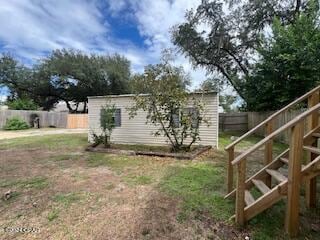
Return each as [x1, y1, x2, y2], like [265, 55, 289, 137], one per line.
[160, 162, 234, 222]
[86, 153, 146, 170]
[47, 209, 59, 222]
[0, 133, 87, 150]
[53, 192, 82, 207]
[124, 175, 153, 186]
[0, 176, 48, 190]
[111, 143, 170, 152]
[219, 131, 288, 154]
[0, 132, 318, 240]
[49, 154, 80, 161]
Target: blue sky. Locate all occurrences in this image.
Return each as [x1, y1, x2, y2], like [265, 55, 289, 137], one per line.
[0, 0, 211, 101]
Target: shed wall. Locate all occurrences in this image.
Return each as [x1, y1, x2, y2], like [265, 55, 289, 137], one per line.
[88, 93, 218, 147]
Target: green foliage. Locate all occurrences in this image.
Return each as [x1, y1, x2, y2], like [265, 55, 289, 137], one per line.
[95, 103, 116, 147]
[53, 192, 82, 207]
[100, 103, 116, 133]
[0, 49, 131, 112]
[199, 78, 238, 112]
[160, 163, 233, 221]
[47, 209, 59, 222]
[90, 131, 104, 146]
[7, 98, 39, 110]
[219, 95, 237, 113]
[242, 6, 320, 111]
[124, 175, 153, 186]
[0, 176, 48, 190]
[3, 116, 29, 130]
[173, 0, 319, 108]
[130, 55, 209, 152]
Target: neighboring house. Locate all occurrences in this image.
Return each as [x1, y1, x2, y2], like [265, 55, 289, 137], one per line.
[88, 92, 219, 148]
[0, 105, 8, 110]
[52, 101, 86, 112]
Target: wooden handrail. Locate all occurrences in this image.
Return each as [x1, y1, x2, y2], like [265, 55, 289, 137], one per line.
[225, 85, 320, 151]
[225, 124, 320, 199]
[232, 103, 320, 165]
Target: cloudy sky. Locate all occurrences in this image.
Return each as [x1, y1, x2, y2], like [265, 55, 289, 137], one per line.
[0, 0, 211, 100]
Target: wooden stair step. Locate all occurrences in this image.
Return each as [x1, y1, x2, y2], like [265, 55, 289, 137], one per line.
[280, 157, 289, 164]
[252, 179, 270, 195]
[245, 190, 255, 206]
[280, 157, 306, 168]
[266, 169, 287, 183]
[303, 146, 320, 155]
[312, 133, 320, 138]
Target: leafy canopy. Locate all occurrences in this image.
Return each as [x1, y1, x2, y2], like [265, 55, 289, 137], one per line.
[0, 49, 131, 112]
[173, 0, 319, 110]
[130, 56, 209, 152]
[242, 6, 320, 111]
[7, 98, 39, 110]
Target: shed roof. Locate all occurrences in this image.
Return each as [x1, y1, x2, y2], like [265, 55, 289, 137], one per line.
[87, 91, 217, 99]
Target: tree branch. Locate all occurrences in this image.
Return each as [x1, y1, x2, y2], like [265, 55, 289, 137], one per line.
[190, 53, 246, 100]
[152, 102, 176, 147]
[294, 0, 302, 18]
[220, 47, 249, 76]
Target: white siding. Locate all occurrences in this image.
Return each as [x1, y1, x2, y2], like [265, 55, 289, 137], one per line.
[88, 93, 218, 147]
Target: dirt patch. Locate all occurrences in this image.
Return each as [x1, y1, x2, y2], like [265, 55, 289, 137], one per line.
[86, 143, 211, 160]
[0, 143, 246, 240]
[133, 191, 249, 240]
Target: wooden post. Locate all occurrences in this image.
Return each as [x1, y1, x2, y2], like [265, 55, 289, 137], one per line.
[264, 120, 274, 187]
[285, 121, 303, 238]
[227, 147, 234, 193]
[306, 91, 319, 208]
[235, 159, 246, 226]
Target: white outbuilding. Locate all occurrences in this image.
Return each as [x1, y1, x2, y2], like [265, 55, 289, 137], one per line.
[87, 92, 219, 148]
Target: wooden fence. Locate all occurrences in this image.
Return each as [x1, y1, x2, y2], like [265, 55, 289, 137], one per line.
[219, 112, 248, 132]
[219, 110, 308, 143]
[0, 110, 68, 129]
[248, 110, 305, 143]
[67, 114, 88, 129]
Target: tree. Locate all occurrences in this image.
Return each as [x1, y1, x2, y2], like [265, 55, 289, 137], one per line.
[0, 49, 132, 112]
[38, 49, 131, 112]
[99, 103, 116, 148]
[129, 58, 209, 152]
[242, 6, 320, 111]
[199, 78, 238, 112]
[6, 98, 39, 110]
[172, 0, 318, 103]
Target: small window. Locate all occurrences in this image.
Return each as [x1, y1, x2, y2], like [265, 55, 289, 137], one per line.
[171, 112, 180, 128]
[183, 107, 199, 128]
[171, 108, 200, 128]
[114, 108, 121, 127]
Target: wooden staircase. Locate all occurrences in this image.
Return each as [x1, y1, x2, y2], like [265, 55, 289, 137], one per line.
[225, 86, 320, 237]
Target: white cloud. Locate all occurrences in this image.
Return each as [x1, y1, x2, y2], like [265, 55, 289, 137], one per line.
[0, 0, 219, 90]
[0, 0, 106, 55]
[130, 0, 210, 88]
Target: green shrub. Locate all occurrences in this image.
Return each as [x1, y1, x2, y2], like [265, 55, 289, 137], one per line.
[3, 117, 30, 130]
[7, 98, 39, 110]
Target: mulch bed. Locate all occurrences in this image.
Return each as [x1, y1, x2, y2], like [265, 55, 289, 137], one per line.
[85, 144, 212, 160]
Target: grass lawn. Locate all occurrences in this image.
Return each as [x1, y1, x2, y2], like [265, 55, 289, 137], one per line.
[0, 132, 319, 239]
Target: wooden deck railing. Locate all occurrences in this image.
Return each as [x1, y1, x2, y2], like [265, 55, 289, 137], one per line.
[233, 102, 320, 229]
[225, 86, 320, 193]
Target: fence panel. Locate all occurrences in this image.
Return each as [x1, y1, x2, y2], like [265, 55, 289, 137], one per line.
[67, 114, 88, 129]
[0, 110, 68, 129]
[248, 109, 305, 143]
[219, 112, 248, 132]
